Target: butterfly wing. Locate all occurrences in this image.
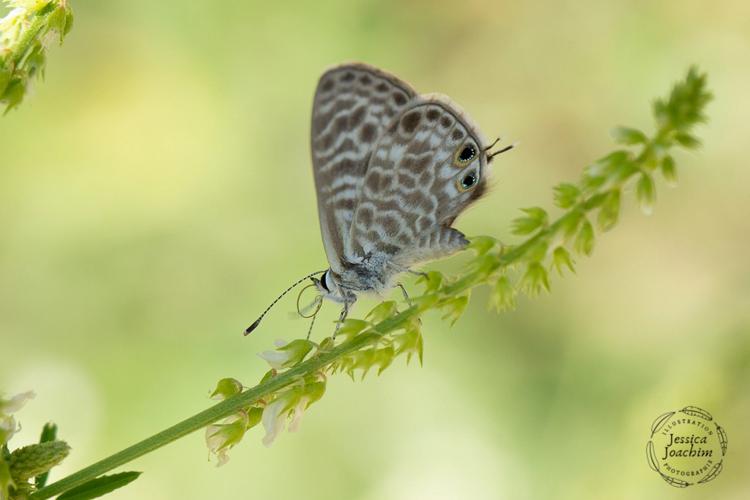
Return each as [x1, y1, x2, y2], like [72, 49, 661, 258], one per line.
[349, 94, 489, 269]
[311, 63, 417, 274]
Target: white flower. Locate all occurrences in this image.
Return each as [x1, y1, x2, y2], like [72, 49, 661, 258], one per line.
[257, 349, 293, 370]
[257, 339, 314, 370]
[261, 395, 292, 447]
[0, 391, 35, 445]
[205, 411, 248, 466]
[287, 396, 310, 433]
[0, 391, 35, 414]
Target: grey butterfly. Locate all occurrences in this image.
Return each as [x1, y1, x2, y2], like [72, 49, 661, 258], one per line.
[246, 63, 512, 335]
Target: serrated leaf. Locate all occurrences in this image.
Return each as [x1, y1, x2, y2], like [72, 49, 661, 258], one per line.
[520, 262, 550, 296]
[553, 183, 580, 209]
[636, 173, 656, 215]
[489, 276, 516, 311]
[441, 295, 469, 325]
[57, 472, 142, 500]
[511, 207, 548, 235]
[574, 219, 595, 256]
[552, 247, 575, 276]
[611, 126, 648, 145]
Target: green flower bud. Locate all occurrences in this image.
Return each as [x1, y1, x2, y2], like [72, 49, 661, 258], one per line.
[9, 441, 70, 482]
[210, 378, 243, 401]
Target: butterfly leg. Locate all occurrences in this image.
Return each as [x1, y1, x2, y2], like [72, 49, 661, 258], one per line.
[408, 270, 429, 280]
[332, 300, 351, 340]
[396, 282, 413, 307]
[397, 282, 422, 326]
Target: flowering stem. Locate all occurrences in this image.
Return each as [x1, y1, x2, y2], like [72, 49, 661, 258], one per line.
[29, 320, 409, 500]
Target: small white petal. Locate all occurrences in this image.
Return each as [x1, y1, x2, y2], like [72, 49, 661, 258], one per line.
[257, 350, 292, 370]
[288, 397, 309, 433]
[2, 391, 35, 413]
[261, 398, 289, 447]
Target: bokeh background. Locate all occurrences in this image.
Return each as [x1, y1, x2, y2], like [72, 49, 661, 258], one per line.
[2, 1, 749, 498]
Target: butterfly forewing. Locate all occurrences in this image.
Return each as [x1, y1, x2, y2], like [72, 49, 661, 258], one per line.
[349, 94, 489, 269]
[310, 63, 417, 274]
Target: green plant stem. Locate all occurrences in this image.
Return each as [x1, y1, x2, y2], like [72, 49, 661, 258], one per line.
[6, 6, 51, 67]
[31, 313, 414, 500]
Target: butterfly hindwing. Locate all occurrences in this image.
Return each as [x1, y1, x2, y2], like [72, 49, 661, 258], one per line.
[310, 63, 417, 274]
[348, 94, 489, 269]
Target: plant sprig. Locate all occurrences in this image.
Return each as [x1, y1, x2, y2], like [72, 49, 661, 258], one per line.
[0, 0, 73, 113]
[19, 67, 710, 499]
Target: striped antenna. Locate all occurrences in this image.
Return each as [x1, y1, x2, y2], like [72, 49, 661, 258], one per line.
[244, 270, 326, 335]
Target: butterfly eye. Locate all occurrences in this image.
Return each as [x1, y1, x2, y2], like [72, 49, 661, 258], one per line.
[454, 143, 477, 166]
[457, 171, 479, 192]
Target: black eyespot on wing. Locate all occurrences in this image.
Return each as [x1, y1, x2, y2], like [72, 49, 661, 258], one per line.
[462, 173, 476, 188]
[453, 143, 477, 167]
[457, 170, 479, 192]
[459, 145, 476, 162]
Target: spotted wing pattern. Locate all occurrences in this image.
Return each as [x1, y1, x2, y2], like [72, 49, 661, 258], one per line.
[311, 63, 417, 274]
[348, 94, 489, 269]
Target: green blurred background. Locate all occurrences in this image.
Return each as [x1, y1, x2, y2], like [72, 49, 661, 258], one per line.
[2, 1, 749, 498]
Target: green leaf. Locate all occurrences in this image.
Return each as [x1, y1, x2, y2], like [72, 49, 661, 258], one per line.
[34, 423, 58, 489]
[611, 126, 648, 145]
[0, 67, 11, 97]
[366, 301, 397, 323]
[417, 271, 444, 293]
[511, 207, 548, 235]
[468, 236, 498, 255]
[553, 183, 581, 209]
[520, 262, 550, 296]
[395, 327, 424, 365]
[597, 189, 621, 231]
[57, 472, 142, 500]
[441, 295, 469, 325]
[636, 173, 656, 215]
[246, 407, 263, 430]
[552, 247, 575, 276]
[653, 66, 712, 131]
[661, 155, 677, 185]
[489, 276, 516, 311]
[674, 132, 701, 149]
[575, 219, 595, 256]
[334, 319, 370, 338]
[559, 210, 583, 241]
[524, 240, 549, 263]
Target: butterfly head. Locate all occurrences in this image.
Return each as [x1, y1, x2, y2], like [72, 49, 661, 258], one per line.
[312, 269, 351, 304]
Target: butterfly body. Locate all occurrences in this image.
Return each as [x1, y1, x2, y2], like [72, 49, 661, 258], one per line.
[309, 63, 502, 315]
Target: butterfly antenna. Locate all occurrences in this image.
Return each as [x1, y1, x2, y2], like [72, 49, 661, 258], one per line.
[244, 270, 326, 335]
[487, 142, 518, 162]
[483, 137, 501, 151]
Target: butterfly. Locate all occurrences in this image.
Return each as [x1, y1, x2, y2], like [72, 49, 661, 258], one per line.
[246, 63, 512, 336]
